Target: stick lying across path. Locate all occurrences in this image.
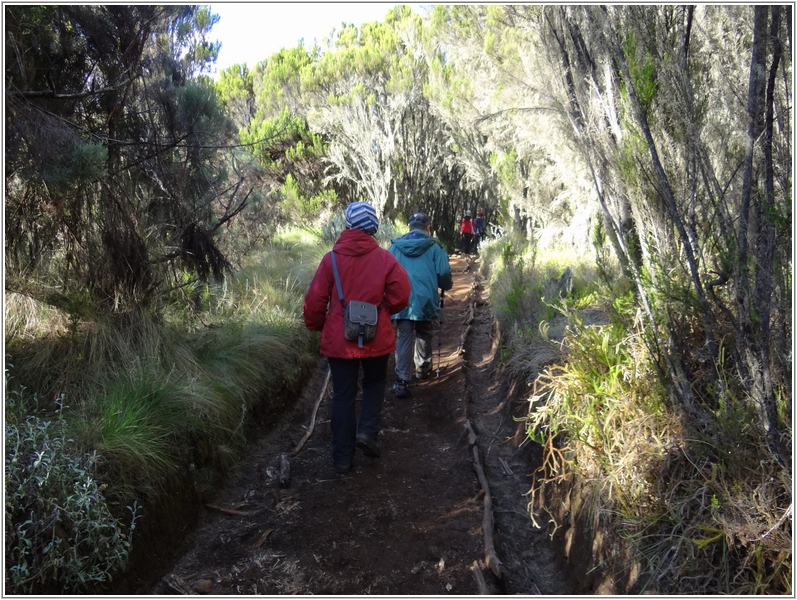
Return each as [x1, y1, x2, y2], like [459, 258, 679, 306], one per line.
[204, 504, 255, 517]
[290, 367, 331, 457]
[465, 419, 502, 579]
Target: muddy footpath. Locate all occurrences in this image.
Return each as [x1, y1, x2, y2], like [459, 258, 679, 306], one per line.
[136, 254, 593, 596]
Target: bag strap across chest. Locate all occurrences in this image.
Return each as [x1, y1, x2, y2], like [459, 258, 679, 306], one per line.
[330, 251, 346, 309]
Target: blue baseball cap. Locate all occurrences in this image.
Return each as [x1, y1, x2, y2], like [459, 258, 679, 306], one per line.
[409, 212, 430, 227]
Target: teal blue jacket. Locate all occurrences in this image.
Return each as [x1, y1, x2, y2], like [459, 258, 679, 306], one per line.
[388, 230, 453, 321]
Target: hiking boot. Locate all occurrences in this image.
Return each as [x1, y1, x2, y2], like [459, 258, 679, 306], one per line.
[334, 458, 352, 474]
[392, 379, 409, 398]
[415, 365, 431, 380]
[355, 433, 381, 458]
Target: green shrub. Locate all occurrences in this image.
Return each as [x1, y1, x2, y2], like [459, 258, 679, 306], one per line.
[5, 384, 139, 594]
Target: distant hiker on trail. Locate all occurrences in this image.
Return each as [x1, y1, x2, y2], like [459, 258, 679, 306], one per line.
[388, 212, 453, 398]
[303, 201, 411, 474]
[460, 210, 474, 254]
[473, 210, 485, 251]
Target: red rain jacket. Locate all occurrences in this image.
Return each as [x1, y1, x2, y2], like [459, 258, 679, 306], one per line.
[304, 228, 411, 358]
[460, 216, 473, 234]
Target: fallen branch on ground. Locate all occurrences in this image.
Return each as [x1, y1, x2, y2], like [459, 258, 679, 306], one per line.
[204, 504, 255, 517]
[751, 502, 793, 542]
[465, 419, 503, 579]
[290, 367, 331, 457]
[253, 528, 274, 549]
[454, 302, 477, 355]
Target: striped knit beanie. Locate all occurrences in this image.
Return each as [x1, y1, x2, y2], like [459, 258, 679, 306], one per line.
[344, 201, 379, 236]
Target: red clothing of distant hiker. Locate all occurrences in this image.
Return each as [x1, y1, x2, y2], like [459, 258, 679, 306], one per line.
[304, 228, 410, 359]
[460, 212, 475, 254]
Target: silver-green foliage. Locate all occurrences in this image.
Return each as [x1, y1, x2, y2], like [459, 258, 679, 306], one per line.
[319, 211, 404, 248]
[5, 386, 140, 594]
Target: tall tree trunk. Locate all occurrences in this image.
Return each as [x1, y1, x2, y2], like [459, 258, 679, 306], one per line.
[736, 7, 769, 305]
[736, 6, 787, 467]
[599, 6, 718, 369]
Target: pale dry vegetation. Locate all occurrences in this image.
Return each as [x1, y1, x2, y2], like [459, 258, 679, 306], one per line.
[484, 235, 791, 594]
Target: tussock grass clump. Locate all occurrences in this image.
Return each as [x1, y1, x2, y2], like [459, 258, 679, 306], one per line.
[5, 291, 70, 345]
[525, 313, 674, 522]
[67, 370, 189, 500]
[4, 226, 327, 593]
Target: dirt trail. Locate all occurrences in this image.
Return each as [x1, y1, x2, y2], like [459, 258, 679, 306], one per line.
[145, 254, 580, 595]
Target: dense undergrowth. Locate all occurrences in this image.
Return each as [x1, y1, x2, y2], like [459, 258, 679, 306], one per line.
[3, 214, 411, 594]
[4, 226, 341, 594]
[5, 219, 790, 594]
[481, 233, 792, 594]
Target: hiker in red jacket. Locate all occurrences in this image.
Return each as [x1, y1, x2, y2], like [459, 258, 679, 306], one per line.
[304, 202, 411, 474]
[460, 210, 474, 254]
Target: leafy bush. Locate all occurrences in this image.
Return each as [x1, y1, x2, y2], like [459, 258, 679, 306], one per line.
[5, 385, 139, 594]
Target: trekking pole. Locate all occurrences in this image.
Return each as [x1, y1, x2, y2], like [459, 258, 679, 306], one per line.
[436, 290, 444, 377]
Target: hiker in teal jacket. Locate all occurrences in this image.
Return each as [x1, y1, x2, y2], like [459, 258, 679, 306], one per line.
[388, 212, 453, 397]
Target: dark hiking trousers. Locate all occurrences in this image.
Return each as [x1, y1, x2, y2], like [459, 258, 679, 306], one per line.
[461, 232, 474, 254]
[327, 354, 389, 464]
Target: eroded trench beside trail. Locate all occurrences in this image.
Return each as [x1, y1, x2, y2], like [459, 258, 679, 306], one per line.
[120, 254, 613, 595]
